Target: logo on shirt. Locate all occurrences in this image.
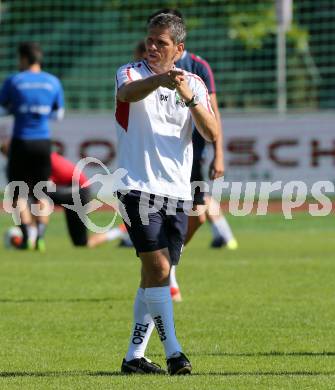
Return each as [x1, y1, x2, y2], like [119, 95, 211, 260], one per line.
[175, 92, 186, 107]
[19, 104, 51, 115]
[160, 94, 169, 102]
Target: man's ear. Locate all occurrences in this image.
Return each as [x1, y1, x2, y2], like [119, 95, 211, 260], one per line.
[174, 43, 184, 62]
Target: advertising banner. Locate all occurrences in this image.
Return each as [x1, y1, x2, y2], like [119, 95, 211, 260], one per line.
[1, 113, 334, 197]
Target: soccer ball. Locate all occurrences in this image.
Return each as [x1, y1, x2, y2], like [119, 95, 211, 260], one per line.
[3, 226, 23, 249]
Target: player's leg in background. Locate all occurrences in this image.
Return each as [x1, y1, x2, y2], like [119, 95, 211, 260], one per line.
[29, 139, 52, 252]
[13, 194, 50, 252]
[47, 185, 87, 247]
[5, 195, 38, 250]
[205, 196, 238, 249]
[88, 223, 131, 248]
[184, 205, 207, 245]
[64, 207, 88, 246]
[34, 197, 51, 252]
[57, 186, 132, 248]
[6, 139, 34, 249]
[184, 154, 208, 246]
[13, 196, 33, 249]
[28, 219, 38, 246]
[64, 187, 90, 246]
[169, 264, 182, 302]
[170, 203, 206, 302]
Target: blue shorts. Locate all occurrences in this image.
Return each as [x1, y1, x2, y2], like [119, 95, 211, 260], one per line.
[117, 191, 188, 265]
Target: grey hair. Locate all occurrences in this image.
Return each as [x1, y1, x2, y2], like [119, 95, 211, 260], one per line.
[148, 13, 186, 44]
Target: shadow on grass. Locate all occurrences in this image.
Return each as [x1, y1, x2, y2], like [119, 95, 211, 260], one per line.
[196, 351, 335, 357]
[193, 371, 335, 376]
[150, 351, 335, 358]
[0, 298, 116, 303]
[0, 371, 122, 378]
[1, 370, 335, 378]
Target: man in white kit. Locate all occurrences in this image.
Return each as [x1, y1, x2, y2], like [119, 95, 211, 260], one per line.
[115, 13, 217, 375]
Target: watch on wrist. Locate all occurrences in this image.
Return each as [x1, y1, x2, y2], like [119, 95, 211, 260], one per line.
[185, 94, 199, 107]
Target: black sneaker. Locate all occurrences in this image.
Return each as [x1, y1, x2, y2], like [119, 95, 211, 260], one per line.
[167, 352, 192, 375]
[121, 357, 166, 375]
[210, 236, 226, 248]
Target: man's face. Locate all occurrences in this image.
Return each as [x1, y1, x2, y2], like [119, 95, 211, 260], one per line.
[146, 27, 183, 70]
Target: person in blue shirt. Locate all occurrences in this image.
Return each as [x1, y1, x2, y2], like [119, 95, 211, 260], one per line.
[0, 42, 64, 251]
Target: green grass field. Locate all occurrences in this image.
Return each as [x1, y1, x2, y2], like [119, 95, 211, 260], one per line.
[0, 210, 334, 389]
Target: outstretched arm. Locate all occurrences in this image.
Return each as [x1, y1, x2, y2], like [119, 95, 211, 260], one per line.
[117, 70, 184, 102]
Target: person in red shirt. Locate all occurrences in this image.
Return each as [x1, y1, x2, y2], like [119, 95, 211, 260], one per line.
[48, 152, 129, 248]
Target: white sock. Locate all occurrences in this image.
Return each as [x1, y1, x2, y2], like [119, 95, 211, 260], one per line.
[169, 265, 179, 289]
[144, 287, 182, 359]
[211, 216, 234, 242]
[125, 288, 155, 361]
[28, 225, 38, 243]
[106, 227, 123, 241]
